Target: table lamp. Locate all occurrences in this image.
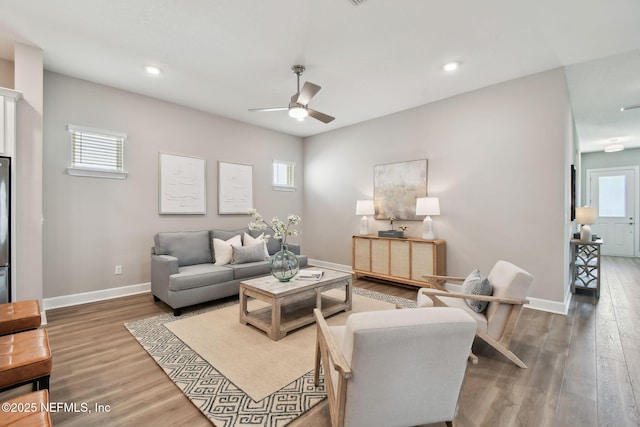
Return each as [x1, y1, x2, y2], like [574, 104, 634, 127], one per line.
[575, 206, 596, 242]
[416, 197, 440, 240]
[356, 200, 375, 235]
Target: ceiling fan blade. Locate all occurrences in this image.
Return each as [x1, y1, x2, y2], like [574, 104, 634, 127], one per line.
[296, 82, 321, 105]
[308, 109, 335, 123]
[248, 107, 289, 112]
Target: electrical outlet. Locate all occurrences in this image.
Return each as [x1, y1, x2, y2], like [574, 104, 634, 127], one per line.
[115, 265, 122, 275]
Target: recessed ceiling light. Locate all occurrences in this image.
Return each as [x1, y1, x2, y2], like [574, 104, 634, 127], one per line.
[443, 61, 460, 72]
[604, 143, 624, 153]
[144, 65, 162, 76]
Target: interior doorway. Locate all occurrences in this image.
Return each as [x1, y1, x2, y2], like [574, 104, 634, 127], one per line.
[586, 167, 639, 256]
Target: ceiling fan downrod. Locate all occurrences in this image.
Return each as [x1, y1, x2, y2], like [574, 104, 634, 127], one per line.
[292, 65, 305, 95]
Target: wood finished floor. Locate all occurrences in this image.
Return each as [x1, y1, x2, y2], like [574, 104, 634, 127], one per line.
[2, 256, 638, 426]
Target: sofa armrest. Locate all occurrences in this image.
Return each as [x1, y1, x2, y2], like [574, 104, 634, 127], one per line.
[151, 254, 179, 301]
[287, 244, 301, 255]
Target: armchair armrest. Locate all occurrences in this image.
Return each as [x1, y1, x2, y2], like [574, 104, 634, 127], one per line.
[421, 273, 466, 290]
[420, 288, 529, 306]
[313, 309, 352, 379]
[313, 308, 351, 427]
[422, 274, 466, 282]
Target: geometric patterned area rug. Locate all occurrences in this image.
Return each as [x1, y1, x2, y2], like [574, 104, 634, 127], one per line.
[124, 287, 415, 427]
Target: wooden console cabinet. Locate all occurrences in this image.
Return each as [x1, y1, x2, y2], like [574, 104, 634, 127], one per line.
[352, 235, 446, 287]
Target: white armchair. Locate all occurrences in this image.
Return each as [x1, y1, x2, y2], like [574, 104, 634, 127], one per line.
[418, 260, 533, 368]
[313, 307, 476, 427]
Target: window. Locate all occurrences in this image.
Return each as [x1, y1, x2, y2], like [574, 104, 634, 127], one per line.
[598, 175, 626, 217]
[66, 124, 128, 179]
[272, 160, 295, 191]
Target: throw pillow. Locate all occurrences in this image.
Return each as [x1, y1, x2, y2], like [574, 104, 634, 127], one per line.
[213, 235, 242, 265]
[461, 269, 492, 313]
[231, 244, 267, 264]
[243, 232, 270, 259]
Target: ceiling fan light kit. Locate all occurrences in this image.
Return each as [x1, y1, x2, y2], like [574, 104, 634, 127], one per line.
[289, 106, 308, 120]
[249, 65, 335, 124]
[443, 61, 460, 72]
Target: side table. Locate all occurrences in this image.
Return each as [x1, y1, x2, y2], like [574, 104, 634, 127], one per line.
[570, 238, 603, 298]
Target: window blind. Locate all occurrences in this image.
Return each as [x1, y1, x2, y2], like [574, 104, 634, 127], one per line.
[273, 160, 295, 190]
[69, 125, 125, 171]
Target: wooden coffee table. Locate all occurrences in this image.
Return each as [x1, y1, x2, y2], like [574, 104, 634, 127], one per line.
[239, 268, 353, 341]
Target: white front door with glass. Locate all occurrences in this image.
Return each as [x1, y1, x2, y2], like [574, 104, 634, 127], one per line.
[587, 167, 638, 256]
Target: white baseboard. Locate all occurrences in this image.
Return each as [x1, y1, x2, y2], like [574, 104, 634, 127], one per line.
[41, 266, 571, 316]
[43, 282, 151, 311]
[525, 295, 570, 315]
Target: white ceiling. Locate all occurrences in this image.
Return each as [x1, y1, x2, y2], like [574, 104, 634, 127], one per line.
[0, 0, 639, 151]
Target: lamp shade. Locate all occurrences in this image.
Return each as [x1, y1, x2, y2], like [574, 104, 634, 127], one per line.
[355, 200, 375, 216]
[416, 197, 440, 216]
[575, 207, 596, 225]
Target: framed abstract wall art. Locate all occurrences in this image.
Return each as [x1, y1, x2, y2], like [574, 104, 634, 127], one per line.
[374, 159, 428, 220]
[158, 153, 206, 214]
[218, 161, 253, 214]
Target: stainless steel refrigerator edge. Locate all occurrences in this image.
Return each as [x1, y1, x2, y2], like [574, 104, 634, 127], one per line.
[0, 157, 9, 303]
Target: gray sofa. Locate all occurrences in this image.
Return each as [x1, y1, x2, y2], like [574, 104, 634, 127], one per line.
[151, 228, 308, 315]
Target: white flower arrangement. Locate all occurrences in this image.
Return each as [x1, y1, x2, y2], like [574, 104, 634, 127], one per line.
[248, 209, 301, 245]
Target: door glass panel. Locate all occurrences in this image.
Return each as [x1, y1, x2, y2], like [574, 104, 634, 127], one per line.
[598, 175, 626, 217]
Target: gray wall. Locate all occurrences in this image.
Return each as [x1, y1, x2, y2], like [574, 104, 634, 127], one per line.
[43, 72, 304, 298]
[42, 67, 575, 305]
[303, 68, 574, 303]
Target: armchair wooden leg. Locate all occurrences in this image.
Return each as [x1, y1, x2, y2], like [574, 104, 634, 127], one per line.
[493, 345, 527, 369]
[477, 330, 527, 368]
[468, 352, 478, 365]
[314, 338, 321, 387]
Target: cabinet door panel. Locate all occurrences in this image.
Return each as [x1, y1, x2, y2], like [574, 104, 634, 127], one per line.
[390, 240, 410, 278]
[411, 241, 434, 282]
[371, 240, 389, 274]
[353, 238, 371, 271]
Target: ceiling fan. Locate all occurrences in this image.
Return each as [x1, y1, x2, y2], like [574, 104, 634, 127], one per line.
[249, 65, 335, 123]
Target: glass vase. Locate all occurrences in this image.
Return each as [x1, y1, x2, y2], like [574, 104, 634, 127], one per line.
[270, 243, 300, 282]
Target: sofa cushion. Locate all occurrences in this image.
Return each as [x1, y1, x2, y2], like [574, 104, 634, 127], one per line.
[249, 229, 283, 255]
[155, 231, 212, 267]
[232, 244, 267, 264]
[243, 232, 270, 258]
[226, 261, 271, 280]
[211, 228, 248, 242]
[169, 264, 234, 291]
[213, 235, 242, 265]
